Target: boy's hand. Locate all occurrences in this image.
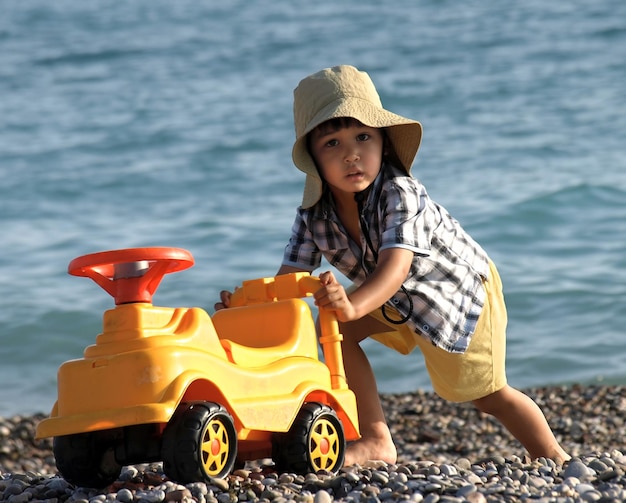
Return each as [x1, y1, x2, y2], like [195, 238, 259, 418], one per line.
[214, 290, 232, 311]
[314, 271, 357, 322]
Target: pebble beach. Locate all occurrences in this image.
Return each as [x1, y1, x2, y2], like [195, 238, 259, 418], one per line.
[2, 384, 626, 502]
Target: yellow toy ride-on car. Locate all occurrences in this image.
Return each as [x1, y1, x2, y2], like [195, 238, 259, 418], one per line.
[36, 247, 360, 488]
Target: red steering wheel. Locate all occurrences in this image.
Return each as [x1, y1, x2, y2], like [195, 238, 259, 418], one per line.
[68, 247, 195, 305]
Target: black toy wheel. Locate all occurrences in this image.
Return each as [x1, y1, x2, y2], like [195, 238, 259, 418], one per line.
[273, 402, 345, 474]
[53, 430, 122, 488]
[162, 401, 238, 482]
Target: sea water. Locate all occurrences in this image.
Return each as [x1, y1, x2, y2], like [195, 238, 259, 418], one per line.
[1, 0, 625, 416]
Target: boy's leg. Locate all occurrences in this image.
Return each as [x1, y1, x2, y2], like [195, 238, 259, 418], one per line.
[340, 315, 397, 466]
[409, 260, 569, 463]
[472, 385, 570, 462]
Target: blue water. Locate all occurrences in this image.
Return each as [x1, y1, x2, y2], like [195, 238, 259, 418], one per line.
[1, 0, 625, 417]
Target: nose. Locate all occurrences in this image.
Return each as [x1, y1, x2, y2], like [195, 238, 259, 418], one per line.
[344, 145, 360, 163]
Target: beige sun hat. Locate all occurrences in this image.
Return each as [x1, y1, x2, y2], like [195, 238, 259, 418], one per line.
[292, 65, 423, 208]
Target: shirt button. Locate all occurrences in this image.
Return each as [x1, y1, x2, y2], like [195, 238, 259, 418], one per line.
[422, 324, 430, 332]
[392, 298, 399, 305]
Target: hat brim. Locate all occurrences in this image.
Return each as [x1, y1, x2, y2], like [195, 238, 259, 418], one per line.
[292, 97, 422, 208]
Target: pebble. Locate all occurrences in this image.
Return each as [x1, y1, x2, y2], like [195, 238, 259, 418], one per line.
[3, 385, 626, 501]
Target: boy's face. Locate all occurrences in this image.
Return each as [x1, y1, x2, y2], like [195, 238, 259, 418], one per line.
[308, 120, 384, 201]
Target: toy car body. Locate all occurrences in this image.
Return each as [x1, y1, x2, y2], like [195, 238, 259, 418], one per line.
[36, 248, 359, 488]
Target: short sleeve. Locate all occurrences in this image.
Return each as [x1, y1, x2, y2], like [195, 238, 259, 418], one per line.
[379, 177, 434, 256]
[282, 208, 321, 271]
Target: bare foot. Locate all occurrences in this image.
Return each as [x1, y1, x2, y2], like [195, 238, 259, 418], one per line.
[344, 437, 397, 467]
[553, 452, 572, 465]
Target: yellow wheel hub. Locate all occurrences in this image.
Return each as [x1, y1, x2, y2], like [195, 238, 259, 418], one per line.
[201, 417, 232, 476]
[309, 417, 341, 471]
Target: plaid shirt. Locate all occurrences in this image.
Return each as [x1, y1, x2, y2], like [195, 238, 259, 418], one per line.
[282, 163, 491, 353]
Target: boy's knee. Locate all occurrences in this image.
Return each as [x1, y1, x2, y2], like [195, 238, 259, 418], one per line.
[339, 317, 382, 344]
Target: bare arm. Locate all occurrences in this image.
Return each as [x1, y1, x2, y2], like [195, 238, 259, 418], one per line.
[218, 246, 412, 316]
[313, 247, 413, 322]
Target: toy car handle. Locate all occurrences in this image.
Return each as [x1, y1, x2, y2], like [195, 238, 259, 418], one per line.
[68, 247, 194, 305]
[229, 272, 348, 390]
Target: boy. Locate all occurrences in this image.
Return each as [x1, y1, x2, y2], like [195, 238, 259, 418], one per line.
[216, 65, 569, 466]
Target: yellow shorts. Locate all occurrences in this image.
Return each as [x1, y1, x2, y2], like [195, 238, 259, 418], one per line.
[368, 260, 508, 402]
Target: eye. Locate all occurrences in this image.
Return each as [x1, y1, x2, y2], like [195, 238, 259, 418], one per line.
[325, 139, 339, 147]
[357, 133, 370, 141]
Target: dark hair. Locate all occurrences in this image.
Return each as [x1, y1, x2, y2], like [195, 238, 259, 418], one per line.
[307, 117, 384, 149]
[311, 117, 364, 136]
[306, 118, 403, 170]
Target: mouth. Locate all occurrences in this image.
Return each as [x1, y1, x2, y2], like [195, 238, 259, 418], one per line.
[346, 170, 364, 180]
